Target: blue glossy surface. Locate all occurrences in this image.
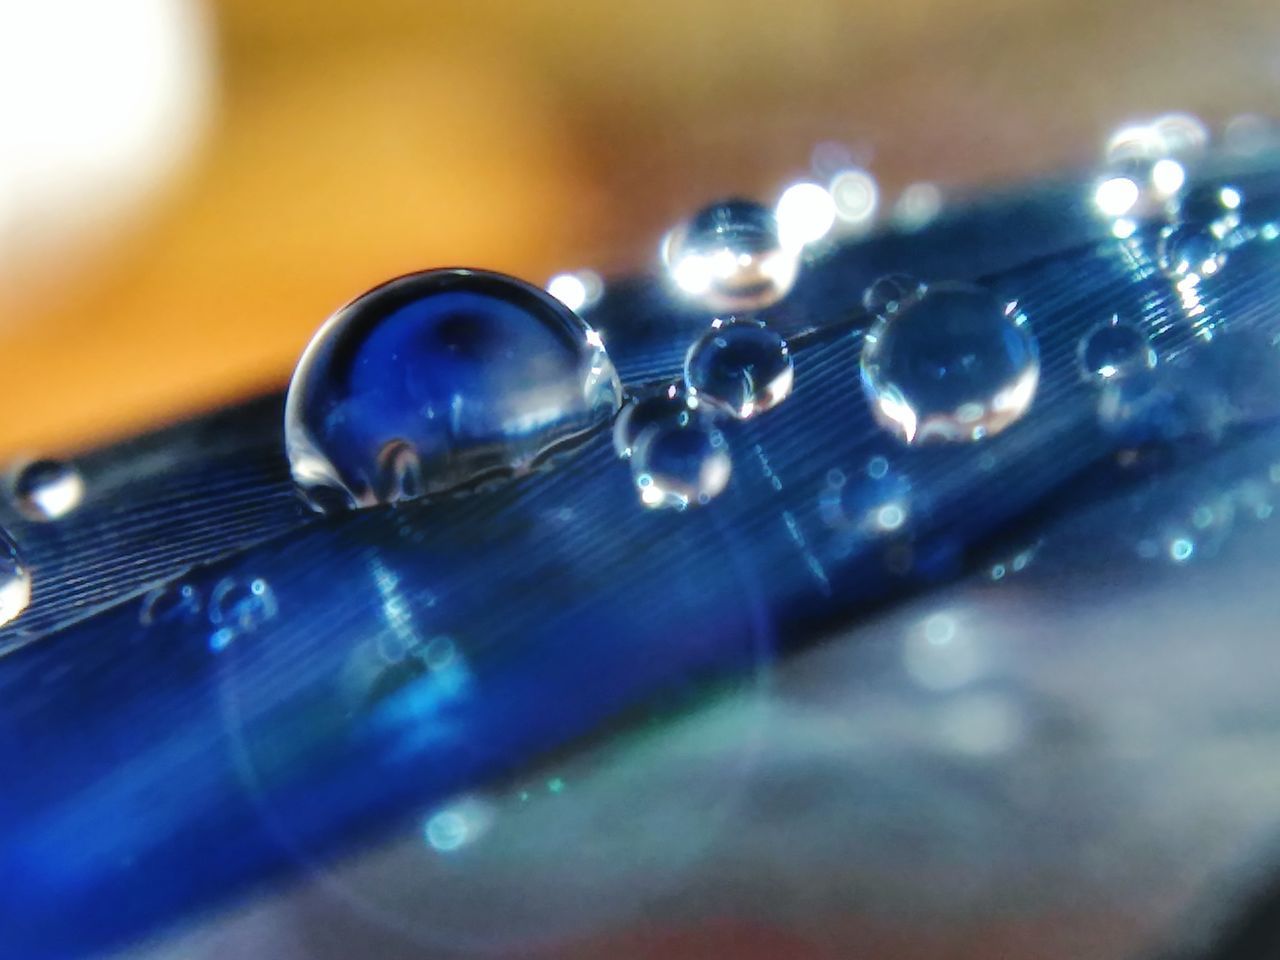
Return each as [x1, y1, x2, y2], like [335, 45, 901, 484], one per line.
[2, 158, 1280, 958]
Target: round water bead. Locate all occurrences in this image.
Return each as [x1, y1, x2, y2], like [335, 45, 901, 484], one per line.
[1078, 317, 1157, 383]
[1157, 223, 1228, 279]
[860, 282, 1040, 445]
[862, 274, 926, 318]
[0, 528, 30, 628]
[1168, 182, 1244, 234]
[665, 199, 798, 312]
[285, 269, 622, 512]
[10, 458, 84, 521]
[683, 319, 793, 420]
[613, 385, 693, 460]
[630, 414, 732, 510]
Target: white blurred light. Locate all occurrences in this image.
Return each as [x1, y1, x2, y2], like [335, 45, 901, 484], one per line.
[775, 182, 835, 251]
[671, 252, 713, 296]
[1151, 158, 1186, 198]
[892, 182, 943, 231]
[547, 270, 603, 313]
[0, 0, 215, 281]
[1093, 176, 1140, 218]
[829, 168, 879, 226]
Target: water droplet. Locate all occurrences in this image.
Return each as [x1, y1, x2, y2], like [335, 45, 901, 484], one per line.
[208, 576, 277, 651]
[285, 269, 622, 512]
[683, 319, 793, 420]
[612, 385, 692, 460]
[862, 274, 926, 317]
[1078, 317, 1157, 383]
[1169, 182, 1243, 234]
[139, 582, 201, 627]
[10, 459, 84, 521]
[859, 282, 1039, 444]
[1157, 224, 1227, 279]
[819, 461, 913, 536]
[664, 199, 797, 311]
[630, 414, 731, 510]
[0, 530, 30, 628]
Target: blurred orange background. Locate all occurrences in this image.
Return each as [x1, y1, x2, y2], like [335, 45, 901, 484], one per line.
[1, 0, 1277, 459]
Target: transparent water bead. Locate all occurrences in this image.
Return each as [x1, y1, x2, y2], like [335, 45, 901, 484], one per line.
[1078, 317, 1157, 383]
[683, 319, 793, 420]
[285, 269, 622, 512]
[208, 576, 278, 652]
[862, 274, 926, 318]
[10, 459, 84, 521]
[664, 199, 798, 312]
[1157, 223, 1228, 280]
[630, 414, 732, 510]
[860, 282, 1039, 445]
[0, 529, 30, 628]
[612, 385, 693, 460]
[819, 459, 913, 537]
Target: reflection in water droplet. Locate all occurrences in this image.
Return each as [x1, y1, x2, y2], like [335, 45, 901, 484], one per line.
[285, 269, 622, 513]
[612, 385, 692, 460]
[1169, 182, 1243, 234]
[665, 199, 797, 311]
[630, 414, 731, 510]
[423, 796, 493, 853]
[684, 320, 793, 420]
[1079, 317, 1157, 383]
[0, 530, 30, 628]
[862, 274, 925, 318]
[859, 282, 1039, 444]
[140, 582, 201, 627]
[1158, 223, 1228, 280]
[11, 459, 84, 521]
[208, 576, 277, 652]
[819, 461, 913, 538]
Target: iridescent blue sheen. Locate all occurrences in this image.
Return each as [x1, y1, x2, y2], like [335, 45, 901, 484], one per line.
[285, 269, 621, 511]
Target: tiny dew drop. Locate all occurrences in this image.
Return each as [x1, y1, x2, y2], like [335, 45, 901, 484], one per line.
[10, 459, 84, 521]
[664, 199, 798, 312]
[862, 274, 926, 318]
[859, 282, 1039, 445]
[208, 576, 277, 652]
[1078, 317, 1157, 383]
[0, 529, 30, 628]
[630, 414, 732, 511]
[683, 319, 793, 420]
[612, 385, 693, 460]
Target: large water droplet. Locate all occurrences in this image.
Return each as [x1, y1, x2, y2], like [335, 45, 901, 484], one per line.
[664, 199, 797, 311]
[630, 414, 732, 510]
[1078, 317, 1157, 383]
[10, 459, 84, 521]
[612, 385, 692, 460]
[859, 282, 1039, 444]
[285, 269, 622, 512]
[862, 273, 925, 317]
[683, 319, 793, 420]
[0, 530, 30, 628]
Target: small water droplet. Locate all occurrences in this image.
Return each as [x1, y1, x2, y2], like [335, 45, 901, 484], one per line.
[819, 460, 913, 536]
[1157, 223, 1228, 279]
[683, 319, 793, 420]
[859, 282, 1039, 444]
[285, 269, 622, 512]
[140, 582, 201, 627]
[0, 530, 30, 628]
[612, 385, 692, 460]
[1078, 317, 1157, 383]
[862, 274, 925, 318]
[630, 414, 731, 510]
[10, 459, 84, 521]
[1168, 182, 1243, 234]
[208, 576, 277, 651]
[664, 199, 798, 311]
